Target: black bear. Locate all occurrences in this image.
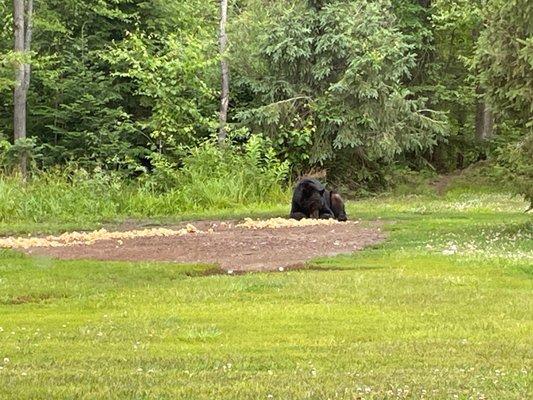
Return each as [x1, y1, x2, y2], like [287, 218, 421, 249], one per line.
[289, 178, 347, 221]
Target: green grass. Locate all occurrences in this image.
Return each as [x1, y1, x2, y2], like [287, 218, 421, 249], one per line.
[0, 172, 291, 235]
[0, 186, 532, 399]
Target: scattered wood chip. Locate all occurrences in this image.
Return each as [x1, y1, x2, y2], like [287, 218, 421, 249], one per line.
[237, 217, 350, 229]
[1, 218, 358, 250]
[0, 226, 200, 250]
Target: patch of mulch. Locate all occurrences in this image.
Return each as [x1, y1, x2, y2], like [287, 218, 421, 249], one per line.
[23, 220, 386, 272]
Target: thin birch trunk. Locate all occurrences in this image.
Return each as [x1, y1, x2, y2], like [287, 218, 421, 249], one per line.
[218, 0, 229, 145]
[13, 0, 33, 177]
[475, 94, 494, 140]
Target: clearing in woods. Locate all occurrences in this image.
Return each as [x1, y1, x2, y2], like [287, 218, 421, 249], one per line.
[0, 189, 531, 399]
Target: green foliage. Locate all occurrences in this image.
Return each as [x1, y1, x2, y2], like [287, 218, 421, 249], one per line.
[391, 0, 484, 172]
[231, 0, 447, 184]
[106, 31, 215, 149]
[0, 139, 290, 225]
[9, 0, 145, 169]
[475, 0, 532, 127]
[34, 57, 139, 169]
[0, 0, 218, 170]
[0, 0, 531, 192]
[0, 168, 124, 224]
[493, 133, 533, 206]
[472, 0, 532, 203]
[0, 2, 13, 94]
[139, 136, 290, 208]
[0, 51, 16, 93]
[0, 136, 42, 172]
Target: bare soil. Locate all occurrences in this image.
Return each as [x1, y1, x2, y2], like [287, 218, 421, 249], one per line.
[24, 220, 386, 272]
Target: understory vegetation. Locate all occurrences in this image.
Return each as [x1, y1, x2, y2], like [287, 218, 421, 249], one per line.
[0, 185, 531, 399]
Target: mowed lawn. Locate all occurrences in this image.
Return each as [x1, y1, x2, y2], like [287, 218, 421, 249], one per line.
[0, 189, 532, 399]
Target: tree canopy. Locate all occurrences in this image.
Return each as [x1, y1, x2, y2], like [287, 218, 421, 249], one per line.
[0, 0, 530, 194]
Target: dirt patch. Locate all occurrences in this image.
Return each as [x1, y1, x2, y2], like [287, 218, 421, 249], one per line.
[3, 293, 63, 305]
[429, 173, 461, 196]
[22, 220, 386, 272]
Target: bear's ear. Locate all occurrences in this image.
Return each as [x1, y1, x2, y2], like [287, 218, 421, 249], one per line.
[331, 192, 343, 203]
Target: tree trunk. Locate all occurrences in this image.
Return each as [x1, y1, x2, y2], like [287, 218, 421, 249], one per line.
[482, 104, 493, 140]
[13, 0, 26, 160]
[473, 20, 493, 142]
[475, 87, 494, 141]
[218, 0, 229, 145]
[13, 0, 32, 177]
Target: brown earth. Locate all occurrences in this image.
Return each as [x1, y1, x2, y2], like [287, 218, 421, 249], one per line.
[24, 220, 386, 272]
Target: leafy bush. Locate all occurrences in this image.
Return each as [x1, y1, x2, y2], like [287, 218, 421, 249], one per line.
[139, 136, 289, 209]
[0, 136, 42, 173]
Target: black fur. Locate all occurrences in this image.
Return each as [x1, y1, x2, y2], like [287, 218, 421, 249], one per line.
[324, 190, 348, 221]
[289, 178, 347, 221]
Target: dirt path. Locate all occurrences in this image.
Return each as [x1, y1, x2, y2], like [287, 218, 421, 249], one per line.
[429, 173, 462, 196]
[22, 220, 386, 272]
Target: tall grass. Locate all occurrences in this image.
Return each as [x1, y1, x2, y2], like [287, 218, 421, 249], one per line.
[0, 141, 291, 226]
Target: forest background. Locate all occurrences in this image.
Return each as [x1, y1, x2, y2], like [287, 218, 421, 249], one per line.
[0, 0, 531, 218]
